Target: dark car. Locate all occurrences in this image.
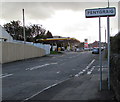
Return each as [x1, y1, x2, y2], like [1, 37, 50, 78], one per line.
[92, 48, 99, 54]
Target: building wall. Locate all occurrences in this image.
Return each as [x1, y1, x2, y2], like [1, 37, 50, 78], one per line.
[92, 41, 99, 48]
[0, 42, 45, 63]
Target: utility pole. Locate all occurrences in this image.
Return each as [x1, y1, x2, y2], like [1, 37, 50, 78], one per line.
[107, 0, 111, 90]
[22, 9, 26, 44]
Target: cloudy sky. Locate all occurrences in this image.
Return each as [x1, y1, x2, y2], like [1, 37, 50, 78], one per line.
[0, 0, 119, 43]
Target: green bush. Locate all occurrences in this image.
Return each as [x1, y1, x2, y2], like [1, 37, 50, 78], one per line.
[50, 51, 63, 54]
[111, 32, 120, 54]
[110, 31, 120, 101]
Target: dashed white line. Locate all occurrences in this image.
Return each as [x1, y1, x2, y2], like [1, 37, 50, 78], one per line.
[60, 63, 65, 65]
[85, 59, 95, 70]
[98, 68, 107, 71]
[82, 69, 86, 72]
[75, 59, 95, 77]
[21, 78, 70, 102]
[0, 74, 4, 77]
[87, 66, 95, 75]
[25, 63, 58, 71]
[56, 71, 60, 74]
[68, 55, 80, 59]
[0, 73, 13, 78]
[75, 71, 84, 77]
[52, 57, 56, 59]
[26, 64, 49, 71]
[51, 63, 58, 65]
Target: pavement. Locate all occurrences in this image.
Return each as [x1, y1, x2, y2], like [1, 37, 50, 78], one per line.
[25, 74, 116, 102]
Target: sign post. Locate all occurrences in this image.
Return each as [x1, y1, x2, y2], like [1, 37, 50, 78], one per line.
[107, 0, 111, 90]
[99, 17, 102, 90]
[85, 7, 116, 18]
[85, 7, 116, 90]
[107, 15, 110, 90]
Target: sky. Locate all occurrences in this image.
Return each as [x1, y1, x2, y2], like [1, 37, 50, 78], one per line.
[0, 0, 119, 43]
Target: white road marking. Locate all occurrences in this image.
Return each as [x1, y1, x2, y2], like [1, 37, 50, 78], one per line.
[82, 69, 86, 72]
[0, 73, 13, 78]
[26, 63, 58, 71]
[51, 63, 58, 65]
[75, 74, 79, 77]
[26, 64, 49, 71]
[75, 71, 84, 77]
[87, 66, 95, 75]
[59, 59, 67, 62]
[0, 74, 4, 77]
[68, 56, 72, 59]
[52, 57, 56, 59]
[69, 55, 79, 59]
[21, 78, 70, 102]
[56, 71, 60, 74]
[98, 68, 107, 71]
[96, 66, 105, 68]
[85, 59, 95, 70]
[60, 63, 65, 65]
[75, 59, 95, 77]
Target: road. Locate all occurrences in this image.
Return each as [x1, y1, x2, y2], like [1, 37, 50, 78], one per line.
[2, 51, 100, 101]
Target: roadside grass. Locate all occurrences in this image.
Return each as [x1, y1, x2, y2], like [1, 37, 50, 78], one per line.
[50, 51, 63, 54]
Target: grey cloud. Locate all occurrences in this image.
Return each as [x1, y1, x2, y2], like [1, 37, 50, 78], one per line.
[1, 2, 117, 21]
[2, 2, 55, 20]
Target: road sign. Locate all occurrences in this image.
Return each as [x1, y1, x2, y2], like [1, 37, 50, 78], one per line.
[85, 7, 116, 18]
[85, 6, 116, 91]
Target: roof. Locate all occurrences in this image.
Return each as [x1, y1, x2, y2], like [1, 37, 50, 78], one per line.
[38, 37, 78, 41]
[0, 25, 13, 42]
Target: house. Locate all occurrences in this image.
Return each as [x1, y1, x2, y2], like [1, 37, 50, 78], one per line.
[0, 25, 13, 42]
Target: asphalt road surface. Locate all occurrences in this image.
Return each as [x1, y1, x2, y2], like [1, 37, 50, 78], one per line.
[2, 51, 100, 101]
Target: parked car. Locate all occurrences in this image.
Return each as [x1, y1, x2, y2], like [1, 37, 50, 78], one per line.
[92, 47, 104, 54]
[92, 48, 99, 54]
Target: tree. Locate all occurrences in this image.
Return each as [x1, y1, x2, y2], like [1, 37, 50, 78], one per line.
[111, 31, 120, 54]
[46, 31, 53, 38]
[3, 20, 53, 42]
[4, 20, 23, 40]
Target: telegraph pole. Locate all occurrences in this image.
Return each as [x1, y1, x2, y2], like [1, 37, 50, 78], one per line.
[22, 9, 26, 44]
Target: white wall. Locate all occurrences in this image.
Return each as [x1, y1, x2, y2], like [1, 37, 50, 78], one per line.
[0, 42, 46, 63]
[12, 41, 51, 55]
[33, 43, 51, 55]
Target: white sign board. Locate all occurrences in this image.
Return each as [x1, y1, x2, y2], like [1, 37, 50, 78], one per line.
[85, 7, 116, 18]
